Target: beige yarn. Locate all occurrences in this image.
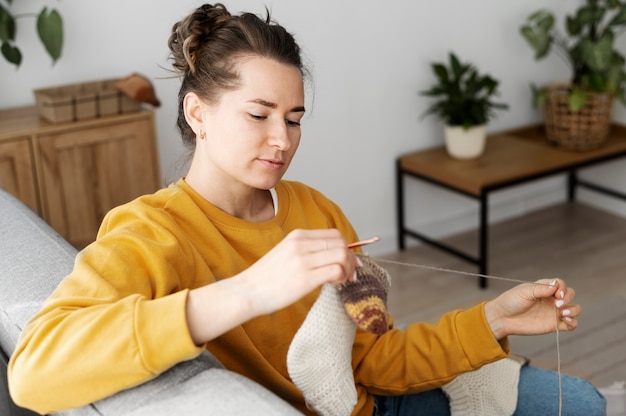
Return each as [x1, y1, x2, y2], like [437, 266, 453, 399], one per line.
[442, 357, 523, 416]
[286, 283, 358, 416]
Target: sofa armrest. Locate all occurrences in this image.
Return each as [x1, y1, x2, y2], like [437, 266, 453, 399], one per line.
[0, 189, 77, 357]
[62, 351, 302, 416]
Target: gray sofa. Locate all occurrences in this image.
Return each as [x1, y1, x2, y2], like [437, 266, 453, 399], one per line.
[0, 189, 301, 416]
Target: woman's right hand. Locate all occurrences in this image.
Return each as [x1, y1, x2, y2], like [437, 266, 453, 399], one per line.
[186, 228, 358, 344]
[240, 228, 359, 314]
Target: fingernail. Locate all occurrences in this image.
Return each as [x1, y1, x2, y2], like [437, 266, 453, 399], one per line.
[560, 290, 565, 299]
[356, 257, 363, 267]
[564, 316, 573, 322]
[550, 279, 556, 287]
[562, 309, 571, 316]
[352, 271, 358, 282]
[556, 299, 565, 308]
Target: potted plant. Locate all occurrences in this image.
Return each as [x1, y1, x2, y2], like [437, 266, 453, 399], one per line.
[420, 52, 509, 159]
[520, 0, 626, 151]
[0, 1, 63, 67]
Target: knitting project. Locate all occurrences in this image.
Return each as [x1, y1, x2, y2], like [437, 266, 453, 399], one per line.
[286, 283, 358, 416]
[337, 253, 391, 335]
[288, 255, 522, 416]
[442, 357, 523, 416]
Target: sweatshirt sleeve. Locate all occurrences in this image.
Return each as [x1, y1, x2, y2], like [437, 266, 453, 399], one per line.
[8, 204, 205, 414]
[352, 302, 510, 396]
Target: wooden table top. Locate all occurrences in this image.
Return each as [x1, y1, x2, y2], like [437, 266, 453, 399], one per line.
[0, 105, 152, 142]
[398, 124, 626, 196]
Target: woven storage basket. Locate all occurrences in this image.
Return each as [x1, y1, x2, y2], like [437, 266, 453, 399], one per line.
[544, 84, 614, 151]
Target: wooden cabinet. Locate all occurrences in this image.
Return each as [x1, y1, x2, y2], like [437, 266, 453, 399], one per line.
[0, 106, 161, 247]
[0, 136, 39, 213]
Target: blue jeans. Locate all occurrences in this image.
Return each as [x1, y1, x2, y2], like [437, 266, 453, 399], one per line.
[373, 365, 606, 415]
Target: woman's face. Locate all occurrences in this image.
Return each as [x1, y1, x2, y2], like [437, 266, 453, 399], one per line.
[195, 56, 305, 192]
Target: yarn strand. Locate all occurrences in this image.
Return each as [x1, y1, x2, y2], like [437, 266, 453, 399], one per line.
[372, 258, 555, 286]
[556, 307, 563, 416]
[371, 256, 563, 416]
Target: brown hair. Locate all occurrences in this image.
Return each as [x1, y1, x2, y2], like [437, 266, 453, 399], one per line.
[168, 3, 306, 148]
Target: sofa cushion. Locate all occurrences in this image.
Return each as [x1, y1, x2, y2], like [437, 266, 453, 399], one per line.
[0, 190, 78, 357]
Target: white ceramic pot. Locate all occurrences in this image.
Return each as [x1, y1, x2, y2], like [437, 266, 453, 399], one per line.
[444, 125, 487, 159]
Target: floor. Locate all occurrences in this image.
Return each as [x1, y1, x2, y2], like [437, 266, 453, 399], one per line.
[379, 202, 626, 389]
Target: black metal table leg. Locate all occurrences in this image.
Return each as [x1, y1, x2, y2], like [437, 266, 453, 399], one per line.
[396, 159, 406, 251]
[479, 191, 488, 288]
[568, 171, 578, 202]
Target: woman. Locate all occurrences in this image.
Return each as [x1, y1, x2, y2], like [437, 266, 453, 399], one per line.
[8, 4, 605, 415]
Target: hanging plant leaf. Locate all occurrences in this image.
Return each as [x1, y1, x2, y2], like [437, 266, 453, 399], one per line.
[1, 41, 21, 66]
[37, 7, 63, 63]
[520, 25, 551, 59]
[0, 5, 15, 42]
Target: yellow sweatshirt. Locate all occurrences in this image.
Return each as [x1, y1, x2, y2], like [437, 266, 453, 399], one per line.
[9, 179, 509, 415]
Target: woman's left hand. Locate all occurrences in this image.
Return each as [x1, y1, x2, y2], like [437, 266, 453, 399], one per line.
[484, 278, 580, 340]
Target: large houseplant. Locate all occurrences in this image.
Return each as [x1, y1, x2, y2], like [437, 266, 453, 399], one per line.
[421, 52, 508, 159]
[0, 0, 63, 67]
[520, 0, 626, 151]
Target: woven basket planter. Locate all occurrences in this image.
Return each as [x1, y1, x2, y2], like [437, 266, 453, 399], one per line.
[544, 85, 614, 152]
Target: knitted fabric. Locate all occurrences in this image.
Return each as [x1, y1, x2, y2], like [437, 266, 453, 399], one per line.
[337, 254, 391, 335]
[286, 283, 358, 416]
[441, 357, 523, 416]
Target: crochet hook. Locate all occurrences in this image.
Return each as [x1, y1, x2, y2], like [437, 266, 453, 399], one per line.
[347, 236, 380, 249]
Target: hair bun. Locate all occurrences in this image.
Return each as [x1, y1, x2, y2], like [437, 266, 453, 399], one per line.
[168, 3, 232, 75]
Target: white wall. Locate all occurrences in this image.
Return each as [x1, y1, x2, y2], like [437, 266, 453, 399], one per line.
[2, 0, 625, 255]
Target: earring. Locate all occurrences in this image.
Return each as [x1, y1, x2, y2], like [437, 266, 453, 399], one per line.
[198, 129, 205, 140]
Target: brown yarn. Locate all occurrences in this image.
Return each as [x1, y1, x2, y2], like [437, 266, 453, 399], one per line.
[337, 254, 391, 335]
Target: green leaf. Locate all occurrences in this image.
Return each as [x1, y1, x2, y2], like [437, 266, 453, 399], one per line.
[520, 26, 551, 59]
[604, 61, 626, 92]
[534, 11, 555, 31]
[432, 63, 449, 84]
[586, 72, 608, 91]
[607, 0, 621, 8]
[581, 33, 613, 72]
[608, 4, 626, 26]
[521, 10, 554, 59]
[0, 4, 15, 42]
[1, 41, 21, 66]
[449, 53, 463, 78]
[568, 89, 588, 112]
[531, 84, 548, 109]
[574, 6, 605, 27]
[566, 15, 582, 36]
[37, 7, 63, 63]
[573, 7, 593, 25]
